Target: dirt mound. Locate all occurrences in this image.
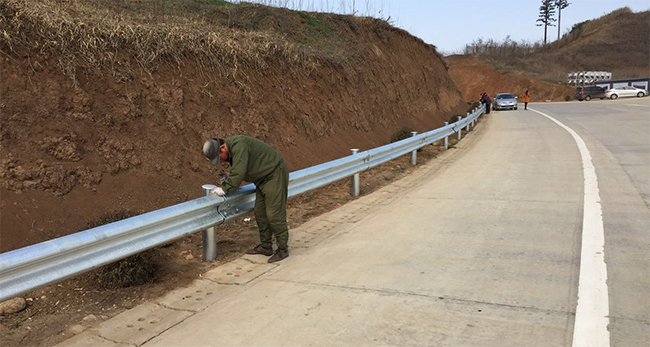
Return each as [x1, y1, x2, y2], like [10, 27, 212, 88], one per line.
[446, 55, 574, 103]
[0, 0, 464, 252]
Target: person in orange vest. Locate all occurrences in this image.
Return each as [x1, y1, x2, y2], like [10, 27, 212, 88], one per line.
[522, 90, 530, 110]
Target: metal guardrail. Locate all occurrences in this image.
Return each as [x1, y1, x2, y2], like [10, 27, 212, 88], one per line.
[0, 104, 485, 302]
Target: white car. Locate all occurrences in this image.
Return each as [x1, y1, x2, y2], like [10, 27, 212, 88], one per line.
[605, 86, 648, 99]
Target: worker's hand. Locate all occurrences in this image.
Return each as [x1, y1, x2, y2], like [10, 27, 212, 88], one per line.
[210, 187, 225, 196]
[218, 170, 228, 185]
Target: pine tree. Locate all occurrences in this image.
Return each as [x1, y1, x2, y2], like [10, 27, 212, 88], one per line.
[536, 0, 557, 45]
[556, 0, 570, 41]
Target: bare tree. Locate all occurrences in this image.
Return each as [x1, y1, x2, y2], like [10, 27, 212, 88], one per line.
[536, 0, 557, 45]
[555, 0, 570, 41]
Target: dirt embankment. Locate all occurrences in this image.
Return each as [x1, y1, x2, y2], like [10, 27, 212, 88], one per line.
[0, 0, 464, 252]
[446, 55, 575, 103]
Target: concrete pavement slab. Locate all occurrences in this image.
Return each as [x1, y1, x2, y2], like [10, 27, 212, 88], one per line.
[144, 280, 571, 347]
[53, 332, 133, 347]
[269, 197, 580, 313]
[155, 279, 243, 312]
[202, 258, 278, 285]
[93, 302, 193, 346]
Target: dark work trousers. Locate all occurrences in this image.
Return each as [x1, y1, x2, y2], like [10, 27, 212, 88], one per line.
[254, 163, 289, 251]
[525, 102, 528, 110]
[485, 103, 491, 114]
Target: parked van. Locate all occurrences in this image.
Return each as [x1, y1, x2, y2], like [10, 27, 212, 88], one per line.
[574, 86, 606, 101]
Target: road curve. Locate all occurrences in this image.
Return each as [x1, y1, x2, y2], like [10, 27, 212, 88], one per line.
[59, 99, 649, 347]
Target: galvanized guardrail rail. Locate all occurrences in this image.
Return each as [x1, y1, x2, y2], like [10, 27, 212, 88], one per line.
[0, 105, 485, 302]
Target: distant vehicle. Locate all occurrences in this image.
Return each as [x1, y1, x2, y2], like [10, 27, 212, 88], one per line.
[605, 86, 649, 99]
[492, 93, 518, 110]
[574, 86, 606, 101]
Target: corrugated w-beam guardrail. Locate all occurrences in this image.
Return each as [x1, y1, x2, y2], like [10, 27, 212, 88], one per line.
[0, 104, 485, 302]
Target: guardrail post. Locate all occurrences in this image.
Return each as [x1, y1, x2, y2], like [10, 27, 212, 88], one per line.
[202, 184, 218, 262]
[350, 149, 360, 197]
[466, 112, 471, 131]
[410, 131, 418, 165]
[457, 116, 462, 140]
[444, 122, 449, 149]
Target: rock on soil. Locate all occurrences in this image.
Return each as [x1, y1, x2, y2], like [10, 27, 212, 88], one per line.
[67, 325, 86, 335]
[82, 314, 98, 323]
[0, 297, 27, 315]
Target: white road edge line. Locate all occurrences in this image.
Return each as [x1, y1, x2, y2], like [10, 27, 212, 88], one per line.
[530, 108, 610, 347]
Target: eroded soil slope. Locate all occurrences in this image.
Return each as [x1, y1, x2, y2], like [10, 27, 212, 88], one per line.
[0, 0, 464, 251]
[446, 55, 575, 103]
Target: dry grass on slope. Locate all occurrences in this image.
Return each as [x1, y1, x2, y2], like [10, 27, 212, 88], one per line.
[533, 7, 650, 79]
[467, 7, 649, 83]
[0, 1, 296, 80]
[0, 0, 397, 82]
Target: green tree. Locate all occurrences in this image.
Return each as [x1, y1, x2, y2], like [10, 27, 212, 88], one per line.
[555, 0, 570, 41]
[536, 0, 556, 45]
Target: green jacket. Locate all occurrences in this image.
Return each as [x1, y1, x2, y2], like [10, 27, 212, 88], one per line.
[222, 135, 285, 193]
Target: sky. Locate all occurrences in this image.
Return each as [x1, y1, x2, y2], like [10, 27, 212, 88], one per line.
[387, 0, 650, 54]
[236, 0, 650, 54]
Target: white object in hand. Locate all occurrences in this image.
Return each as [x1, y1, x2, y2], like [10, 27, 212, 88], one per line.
[210, 187, 225, 196]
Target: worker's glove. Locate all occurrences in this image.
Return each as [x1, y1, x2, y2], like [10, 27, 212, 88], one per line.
[209, 187, 225, 196]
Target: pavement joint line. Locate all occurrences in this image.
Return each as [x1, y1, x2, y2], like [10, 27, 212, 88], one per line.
[240, 257, 265, 265]
[94, 333, 138, 347]
[264, 278, 575, 317]
[406, 196, 580, 204]
[607, 316, 650, 325]
[135, 315, 190, 347]
[156, 302, 197, 313]
[202, 277, 240, 286]
[203, 262, 280, 286]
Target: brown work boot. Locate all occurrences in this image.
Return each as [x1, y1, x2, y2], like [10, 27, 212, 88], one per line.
[268, 249, 289, 263]
[246, 244, 273, 256]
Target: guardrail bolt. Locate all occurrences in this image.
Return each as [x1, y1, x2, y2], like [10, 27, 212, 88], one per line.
[410, 131, 418, 165]
[202, 184, 218, 262]
[457, 116, 462, 140]
[444, 122, 449, 149]
[350, 149, 360, 197]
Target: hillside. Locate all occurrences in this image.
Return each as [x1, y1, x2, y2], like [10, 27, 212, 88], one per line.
[457, 7, 650, 84]
[531, 7, 650, 81]
[0, 0, 465, 252]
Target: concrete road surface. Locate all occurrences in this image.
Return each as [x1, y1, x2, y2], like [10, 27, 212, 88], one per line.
[60, 98, 649, 347]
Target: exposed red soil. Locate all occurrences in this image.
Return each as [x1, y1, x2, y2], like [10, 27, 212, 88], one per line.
[1, 26, 465, 253]
[446, 55, 575, 103]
